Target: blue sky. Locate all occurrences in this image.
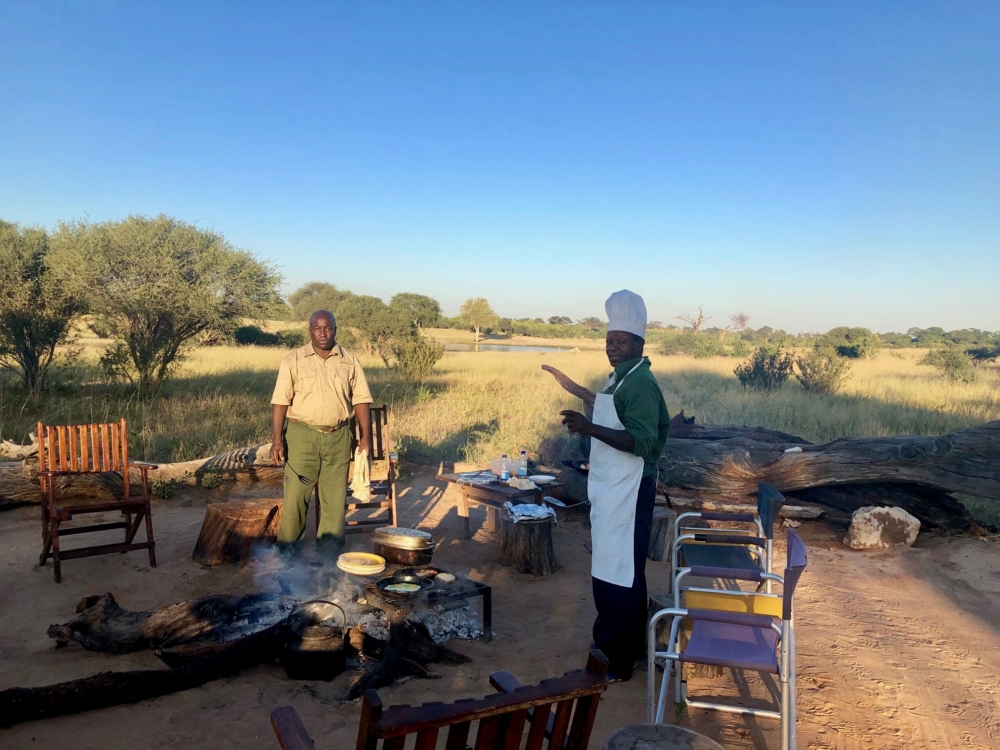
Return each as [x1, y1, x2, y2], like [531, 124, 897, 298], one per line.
[1, 1, 997, 332]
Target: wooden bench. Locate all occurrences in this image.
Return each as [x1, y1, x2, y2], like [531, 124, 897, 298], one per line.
[270, 649, 609, 750]
[37, 419, 157, 583]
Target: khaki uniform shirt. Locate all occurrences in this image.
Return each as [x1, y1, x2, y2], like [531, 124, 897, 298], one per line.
[271, 344, 373, 426]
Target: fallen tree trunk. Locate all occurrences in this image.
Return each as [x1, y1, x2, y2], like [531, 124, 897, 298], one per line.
[658, 421, 1000, 502]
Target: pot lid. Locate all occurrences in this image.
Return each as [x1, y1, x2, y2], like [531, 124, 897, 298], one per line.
[372, 526, 433, 549]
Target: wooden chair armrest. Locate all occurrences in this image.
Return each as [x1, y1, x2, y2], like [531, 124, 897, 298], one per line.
[270, 706, 315, 750]
[489, 670, 524, 695]
[130, 461, 160, 470]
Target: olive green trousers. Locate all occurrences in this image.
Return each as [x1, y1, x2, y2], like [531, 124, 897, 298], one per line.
[278, 420, 351, 550]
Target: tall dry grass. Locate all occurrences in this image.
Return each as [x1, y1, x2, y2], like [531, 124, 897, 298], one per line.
[1, 346, 998, 468]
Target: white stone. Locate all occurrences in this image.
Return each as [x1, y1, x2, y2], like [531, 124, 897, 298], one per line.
[844, 506, 920, 550]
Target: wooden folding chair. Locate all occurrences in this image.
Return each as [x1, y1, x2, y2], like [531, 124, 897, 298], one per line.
[37, 418, 158, 583]
[314, 405, 398, 534]
[271, 649, 610, 750]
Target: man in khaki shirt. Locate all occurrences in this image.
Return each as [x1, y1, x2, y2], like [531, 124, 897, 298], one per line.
[270, 310, 373, 556]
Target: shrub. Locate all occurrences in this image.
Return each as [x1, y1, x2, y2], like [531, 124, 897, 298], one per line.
[920, 348, 978, 383]
[277, 328, 307, 348]
[795, 347, 853, 394]
[692, 336, 719, 359]
[820, 326, 881, 359]
[728, 338, 751, 357]
[234, 325, 281, 346]
[390, 336, 445, 380]
[734, 345, 794, 392]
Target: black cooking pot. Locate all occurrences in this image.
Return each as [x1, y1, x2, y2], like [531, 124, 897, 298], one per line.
[282, 600, 347, 681]
[374, 540, 436, 566]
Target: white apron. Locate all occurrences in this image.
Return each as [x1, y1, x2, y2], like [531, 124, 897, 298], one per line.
[588, 360, 646, 587]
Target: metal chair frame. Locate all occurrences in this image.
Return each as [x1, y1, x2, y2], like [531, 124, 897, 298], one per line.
[649, 528, 807, 750]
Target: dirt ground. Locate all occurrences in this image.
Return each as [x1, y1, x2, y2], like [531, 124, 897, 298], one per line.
[2, 468, 999, 750]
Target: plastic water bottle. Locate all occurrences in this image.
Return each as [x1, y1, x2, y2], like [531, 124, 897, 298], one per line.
[518, 450, 528, 478]
[500, 454, 510, 481]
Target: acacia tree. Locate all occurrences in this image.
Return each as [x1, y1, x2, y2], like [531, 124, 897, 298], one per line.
[390, 293, 442, 333]
[51, 215, 281, 396]
[459, 297, 499, 342]
[677, 305, 711, 333]
[0, 220, 87, 391]
[288, 282, 355, 321]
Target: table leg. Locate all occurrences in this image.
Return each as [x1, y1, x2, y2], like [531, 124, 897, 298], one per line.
[482, 586, 492, 642]
[458, 490, 471, 540]
[485, 505, 498, 533]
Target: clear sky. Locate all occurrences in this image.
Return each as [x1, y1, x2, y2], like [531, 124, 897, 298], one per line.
[1, 1, 997, 333]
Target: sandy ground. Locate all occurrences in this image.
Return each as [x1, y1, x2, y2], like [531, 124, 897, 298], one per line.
[2, 469, 999, 750]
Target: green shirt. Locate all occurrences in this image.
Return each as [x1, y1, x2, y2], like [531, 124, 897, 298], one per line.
[602, 357, 670, 478]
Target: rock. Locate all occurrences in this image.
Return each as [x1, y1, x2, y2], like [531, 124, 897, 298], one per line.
[844, 506, 920, 550]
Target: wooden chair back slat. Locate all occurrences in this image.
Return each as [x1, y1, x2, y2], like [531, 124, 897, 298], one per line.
[111, 423, 121, 470]
[47, 428, 57, 474]
[101, 423, 111, 472]
[548, 700, 574, 750]
[500, 709, 529, 750]
[36, 421, 136, 477]
[566, 695, 600, 750]
[119, 418, 130, 466]
[523, 703, 551, 750]
[445, 722, 472, 750]
[414, 727, 440, 750]
[69, 427, 79, 472]
[473, 716, 501, 750]
[80, 425, 89, 472]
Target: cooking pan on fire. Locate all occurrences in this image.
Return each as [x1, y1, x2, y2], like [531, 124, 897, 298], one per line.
[376, 574, 434, 595]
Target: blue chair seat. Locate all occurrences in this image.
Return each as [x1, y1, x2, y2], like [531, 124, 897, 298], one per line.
[679, 619, 779, 674]
[678, 542, 760, 571]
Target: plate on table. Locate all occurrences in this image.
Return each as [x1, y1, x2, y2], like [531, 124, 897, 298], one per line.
[529, 474, 556, 484]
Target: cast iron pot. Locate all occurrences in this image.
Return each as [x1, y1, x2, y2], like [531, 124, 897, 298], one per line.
[374, 540, 436, 566]
[282, 600, 347, 681]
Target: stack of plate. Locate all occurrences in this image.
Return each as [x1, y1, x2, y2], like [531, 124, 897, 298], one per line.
[372, 526, 433, 550]
[336, 552, 386, 576]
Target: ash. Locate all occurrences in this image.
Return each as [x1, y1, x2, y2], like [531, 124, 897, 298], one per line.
[406, 606, 486, 643]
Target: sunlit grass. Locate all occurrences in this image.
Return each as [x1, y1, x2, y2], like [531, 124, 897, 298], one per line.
[1, 346, 997, 468]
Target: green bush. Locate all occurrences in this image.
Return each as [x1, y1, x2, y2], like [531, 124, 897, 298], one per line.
[390, 336, 445, 380]
[734, 345, 794, 392]
[920, 348, 978, 382]
[819, 326, 881, 359]
[728, 338, 751, 357]
[795, 347, 853, 394]
[234, 325, 281, 346]
[692, 336, 719, 359]
[277, 328, 307, 348]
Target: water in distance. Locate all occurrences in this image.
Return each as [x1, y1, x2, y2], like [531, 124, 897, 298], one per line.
[445, 343, 563, 353]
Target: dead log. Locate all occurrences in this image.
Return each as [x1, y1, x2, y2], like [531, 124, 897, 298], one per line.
[47, 592, 298, 654]
[191, 498, 283, 566]
[0, 619, 290, 729]
[658, 421, 1000, 503]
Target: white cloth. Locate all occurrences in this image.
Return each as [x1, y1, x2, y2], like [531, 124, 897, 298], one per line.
[350, 448, 372, 501]
[587, 360, 646, 586]
[605, 289, 647, 339]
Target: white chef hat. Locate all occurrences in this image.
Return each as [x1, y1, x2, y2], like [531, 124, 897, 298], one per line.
[605, 289, 647, 339]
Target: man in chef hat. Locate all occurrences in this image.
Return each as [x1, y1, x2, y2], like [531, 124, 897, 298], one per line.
[561, 289, 670, 681]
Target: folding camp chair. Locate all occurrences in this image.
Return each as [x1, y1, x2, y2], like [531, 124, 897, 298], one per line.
[649, 528, 808, 750]
[673, 482, 785, 591]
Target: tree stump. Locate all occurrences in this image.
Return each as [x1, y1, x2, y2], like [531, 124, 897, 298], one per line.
[604, 723, 725, 750]
[192, 499, 283, 566]
[647, 507, 676, 563]
[499, 511, 557, 576]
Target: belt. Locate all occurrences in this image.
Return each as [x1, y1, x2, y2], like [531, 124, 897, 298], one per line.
[289, 419, 348, 434]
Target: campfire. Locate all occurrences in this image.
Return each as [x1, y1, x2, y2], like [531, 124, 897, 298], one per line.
[0, 546, 491, 728]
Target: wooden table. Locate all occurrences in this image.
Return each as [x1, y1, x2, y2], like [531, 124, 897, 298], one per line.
[604, 724, 725, 750]
[436, 472, 565, 539]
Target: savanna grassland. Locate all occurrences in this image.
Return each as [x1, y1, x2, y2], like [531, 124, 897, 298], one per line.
[2, 334, 997, 469]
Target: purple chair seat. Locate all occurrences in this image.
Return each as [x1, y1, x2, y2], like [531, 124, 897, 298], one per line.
[679, 620, 780, 673]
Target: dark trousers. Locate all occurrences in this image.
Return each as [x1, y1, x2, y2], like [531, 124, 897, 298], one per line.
[592, 473, 656, 680]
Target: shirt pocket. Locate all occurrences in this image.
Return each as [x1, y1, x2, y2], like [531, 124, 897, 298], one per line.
[294, 374, 318, 396]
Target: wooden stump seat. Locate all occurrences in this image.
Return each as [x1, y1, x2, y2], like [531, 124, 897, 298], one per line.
[192, 498, 283, 566]
[500, 509, 558, 576]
